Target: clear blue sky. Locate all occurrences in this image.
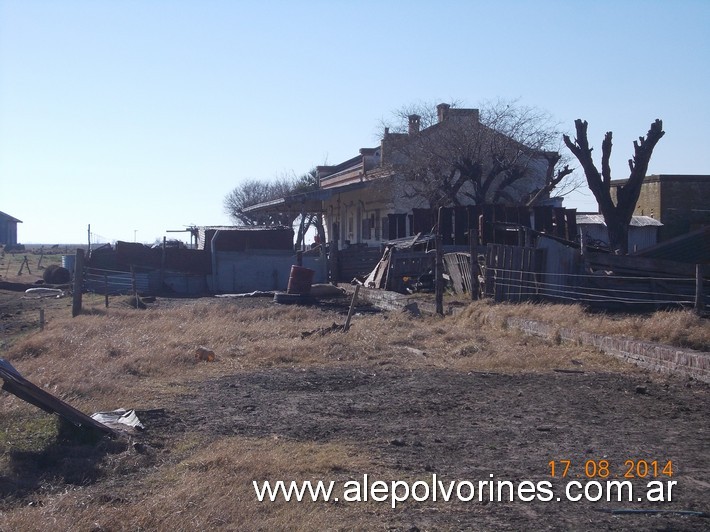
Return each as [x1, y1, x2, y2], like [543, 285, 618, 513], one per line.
[1, 0, 708, 244]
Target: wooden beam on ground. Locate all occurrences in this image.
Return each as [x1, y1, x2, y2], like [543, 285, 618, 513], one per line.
[0, 359, 116, 437]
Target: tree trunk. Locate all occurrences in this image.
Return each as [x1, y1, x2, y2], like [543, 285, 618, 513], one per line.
[606, 216, 629, 254]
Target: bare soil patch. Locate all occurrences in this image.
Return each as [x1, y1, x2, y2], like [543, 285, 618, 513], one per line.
[164, 366, 708, 530]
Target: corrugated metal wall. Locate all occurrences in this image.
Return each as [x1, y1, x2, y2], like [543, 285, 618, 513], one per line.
[211, 251, 326, 293]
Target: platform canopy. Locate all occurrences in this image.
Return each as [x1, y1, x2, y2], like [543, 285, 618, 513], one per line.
[241, 182, 367, 217]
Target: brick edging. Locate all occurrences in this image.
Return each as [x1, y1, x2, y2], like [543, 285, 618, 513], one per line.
[344, 285, 709, 383]
[507, 317, 710, 383]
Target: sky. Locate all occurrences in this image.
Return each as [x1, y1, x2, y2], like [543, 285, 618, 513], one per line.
[1, 0, 708, 245]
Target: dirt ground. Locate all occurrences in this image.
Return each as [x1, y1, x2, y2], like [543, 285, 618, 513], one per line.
[0, 283, 73, 346]
[165, 367, 708, 529]
[1, 287, 709, 530]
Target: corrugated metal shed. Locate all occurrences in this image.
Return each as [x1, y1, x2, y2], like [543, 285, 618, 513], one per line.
[576, 214, 662, 252]
[576, 214, 663, 227]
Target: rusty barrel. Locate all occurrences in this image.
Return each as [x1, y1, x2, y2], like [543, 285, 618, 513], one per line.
[286, 265, 315, 295]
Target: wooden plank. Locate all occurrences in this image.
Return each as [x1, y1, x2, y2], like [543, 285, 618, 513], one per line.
[454, 207, 467, 245]
[501, 245, 510, 301]
[459, 253, 473, 294]
[566, 208, 578, 241]
[520, 247, 528, 301]
[482, 205, 495, 244]
[447, 252, 471, 295]
[440, 208, 454, 245]
[484, 244, 496, 299]
[412, 208, 434, 235]
[468, 205, 481, 246]
[509, 246, 520, 302]
[553, 207, 568, 239]
[518, 206, 531, 228]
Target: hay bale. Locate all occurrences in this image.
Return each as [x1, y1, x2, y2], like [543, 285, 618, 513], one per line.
[43, 264, 71, 284]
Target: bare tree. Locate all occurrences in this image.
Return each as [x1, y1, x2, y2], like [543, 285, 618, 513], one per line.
[290, 169, 326, 250]
[380, 100, 578, 210]
[223, 177, 295, 226]
[224, 170, 325, 249]
[563, 119, 665, 254]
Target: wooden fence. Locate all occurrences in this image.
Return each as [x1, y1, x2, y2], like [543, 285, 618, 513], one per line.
[482, 244, 708, 312]
[386, 249, 435, 293]
[443, 252, 474, 295]
[484, 244, 544, 303]
[336, 246, 383, 283]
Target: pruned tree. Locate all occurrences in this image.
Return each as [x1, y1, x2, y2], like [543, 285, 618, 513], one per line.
[380, 100, 579, 210]
[563, 119, 665, 254]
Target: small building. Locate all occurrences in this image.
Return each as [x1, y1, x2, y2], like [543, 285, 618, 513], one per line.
[576, 213, 662, 253]
[610, 174, 710, 242]
[0, 211, 22, 246]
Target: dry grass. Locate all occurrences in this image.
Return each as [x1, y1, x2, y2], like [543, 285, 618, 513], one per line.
[0, 246, 65, 283]
[2, 298, 637, 413]
[0, 435, 385, 531]
[3, 297, 705, 416]
[1, 296, 707, 529]
[483, 301, 710, 352]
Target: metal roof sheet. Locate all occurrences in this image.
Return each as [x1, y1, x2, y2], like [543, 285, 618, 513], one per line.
[576, 214, 662, 227]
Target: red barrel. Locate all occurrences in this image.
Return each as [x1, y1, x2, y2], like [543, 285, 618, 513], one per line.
[287, 265, 315, 295]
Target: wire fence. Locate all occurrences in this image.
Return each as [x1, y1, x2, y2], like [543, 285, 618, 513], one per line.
[83, 267, 148, 296]
[486, 265, 705, 309]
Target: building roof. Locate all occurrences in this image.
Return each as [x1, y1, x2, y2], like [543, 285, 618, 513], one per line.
[0, 211, 22, 223]
[576, 214, 663, 227]
[242, 181, 368, 216]
[610, 174, 710, 186]
[199, 225, 292, 232]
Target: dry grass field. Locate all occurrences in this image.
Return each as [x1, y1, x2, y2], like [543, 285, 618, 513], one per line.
[0, 271, 708, 529]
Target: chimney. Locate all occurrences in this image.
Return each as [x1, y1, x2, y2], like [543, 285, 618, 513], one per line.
[408, 114, 421, 135]
[437, 103, 451, 123]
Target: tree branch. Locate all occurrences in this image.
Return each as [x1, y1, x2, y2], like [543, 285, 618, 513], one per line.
[601, 131, 612, 187]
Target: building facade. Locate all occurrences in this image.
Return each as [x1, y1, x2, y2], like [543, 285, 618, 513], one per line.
[316, 104, 552, 249]
[0, 211, 22, 246]
[611, 175, 710, 241]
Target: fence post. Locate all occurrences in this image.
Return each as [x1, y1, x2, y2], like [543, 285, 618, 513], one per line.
[695, 264, 704, 316]
[435, 207, 444, 316]
[71, 248, 84, 317]
[469, 229, 478, 301]
[131, 265, 138, 307]
[39, 309, 45, 331]
[343, 284, 360, 332]
[104, 274, 109, 308]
